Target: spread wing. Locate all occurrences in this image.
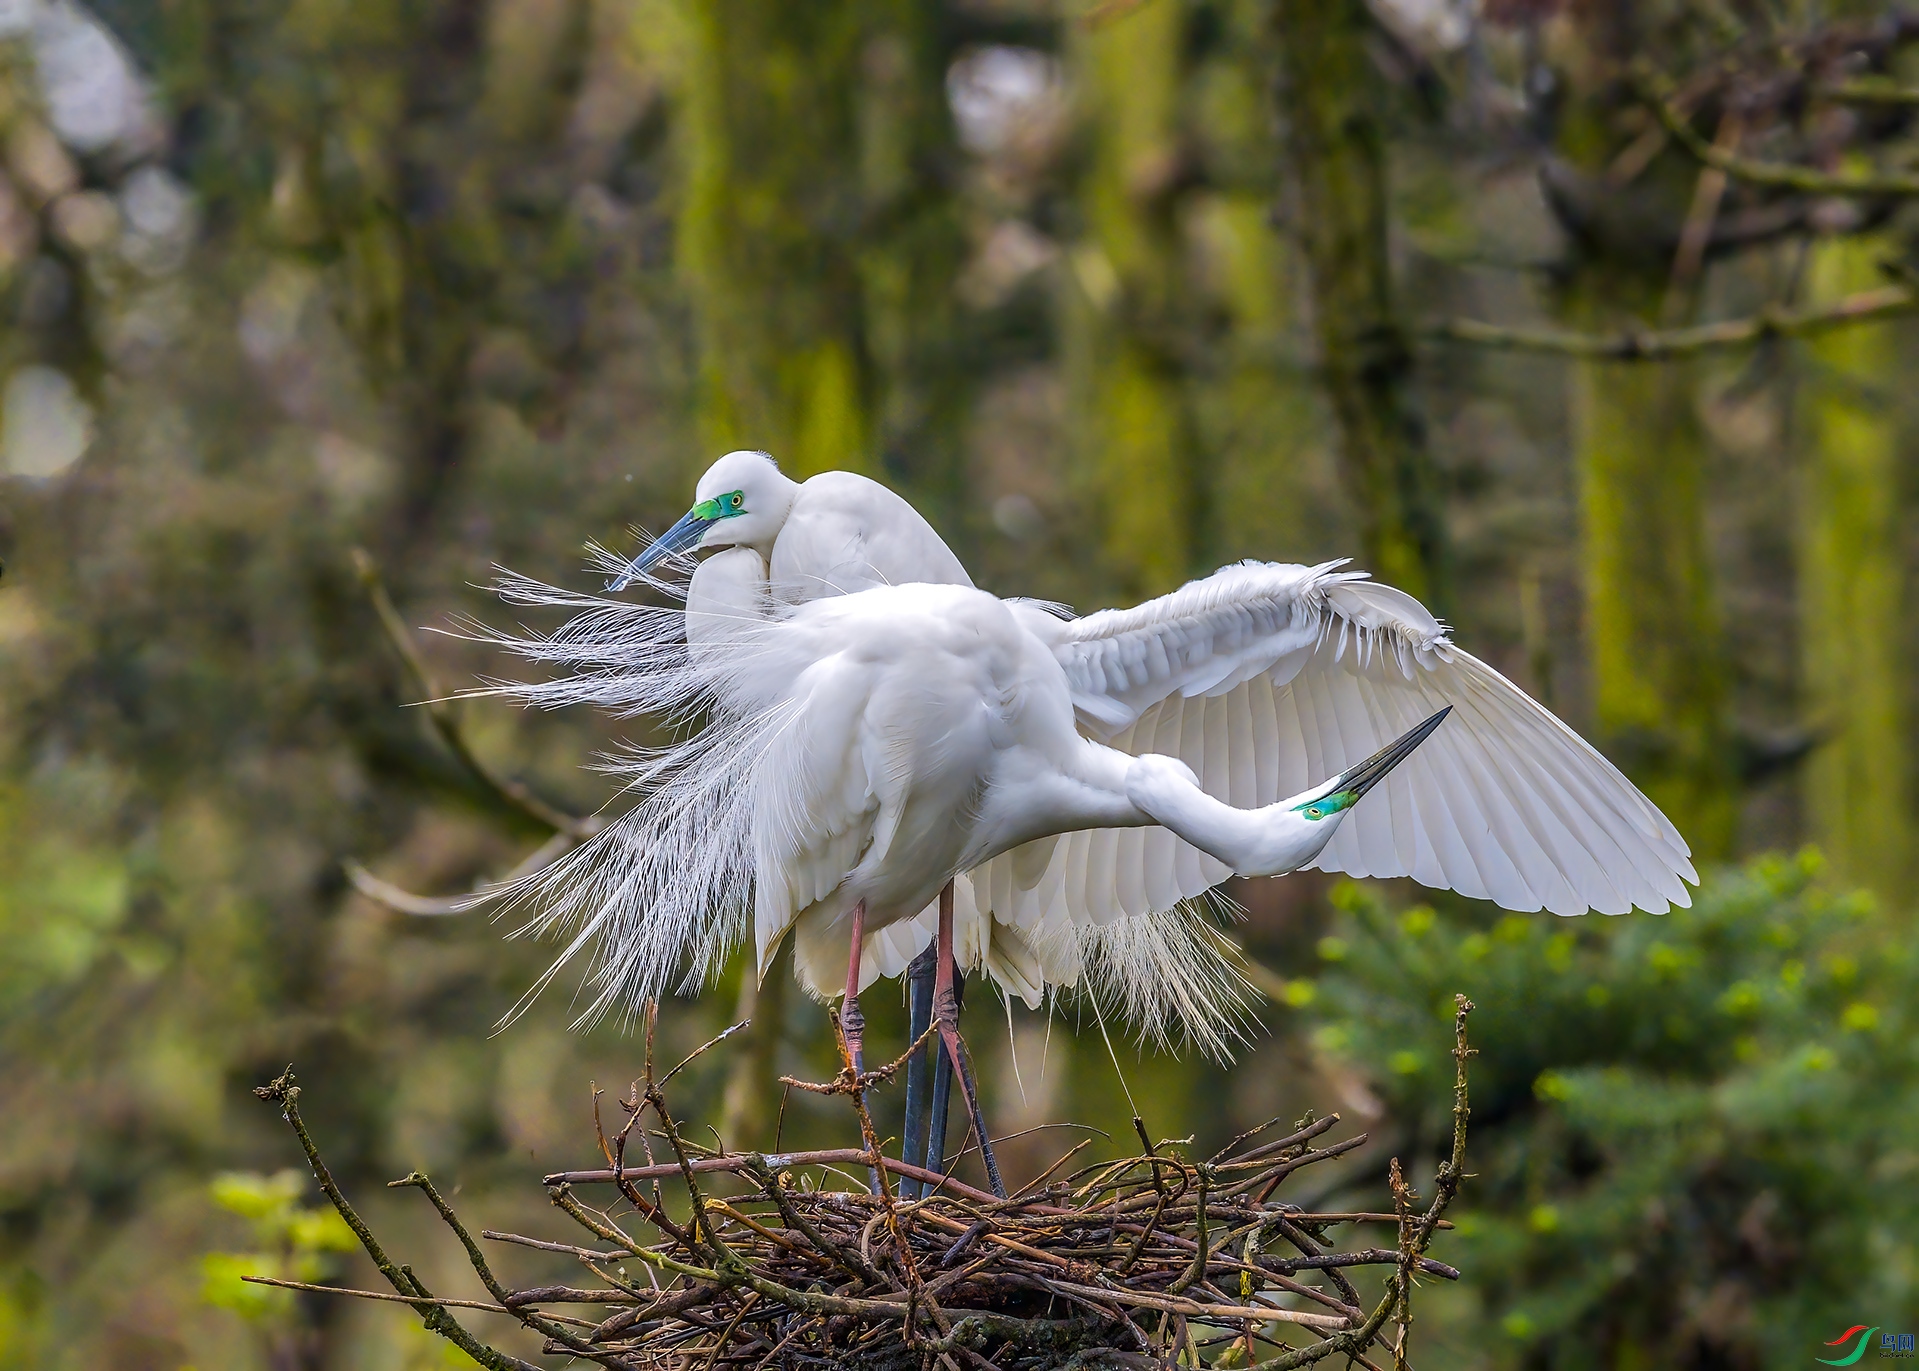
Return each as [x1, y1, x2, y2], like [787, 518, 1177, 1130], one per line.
[972, 560, 1695, 934]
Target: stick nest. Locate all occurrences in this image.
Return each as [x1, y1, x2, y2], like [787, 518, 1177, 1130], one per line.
[248, 997, 1476, 1371]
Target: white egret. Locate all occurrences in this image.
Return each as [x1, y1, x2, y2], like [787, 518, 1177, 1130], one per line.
[603, 451, 1237, 983]
[601, 451, 1086, 1189]
[606, 452, 1058, 991]
[480, 517, 1695, 1196]
[597, 452, 1249, 1194]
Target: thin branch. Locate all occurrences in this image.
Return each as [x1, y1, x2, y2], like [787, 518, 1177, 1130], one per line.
[1007, 1138, 1094, 1203]
[391, 1170, 613, 1360]
[1814, 76, 1919, 106]
[1424, 286, 1919, 359]
[478, 1230, 624, 1262]
[344, 828, 579, 916]
[350, 546, 596, 838]
[660, 1020, 754, 1089]
[250, 1070, 539, 1371]
[546, 1149, 1004, 1207]
[242, 1277, 515, 1316]
[1637, 71, 1919, 196]
[1224, 1116, 1342, 1168]
[1248, 996, 1474, 1371]
[1666, 109, 1742, 309]
[1023, 1280, 1348, 1331]
[240, 1276, 600, 1328]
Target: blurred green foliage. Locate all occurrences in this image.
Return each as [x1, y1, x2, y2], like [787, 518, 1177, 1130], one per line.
[1304, 855, 1919, 1367]
[0, 0, 1915, 1367]
[200, 1170, 356, 1321]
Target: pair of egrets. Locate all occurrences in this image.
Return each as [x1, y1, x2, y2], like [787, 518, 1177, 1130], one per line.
[474, 450, 1693, 1197]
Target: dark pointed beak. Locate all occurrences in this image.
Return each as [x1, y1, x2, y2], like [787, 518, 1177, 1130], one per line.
[606, 507, 711, 591]
[1336, 707, 1451, 802]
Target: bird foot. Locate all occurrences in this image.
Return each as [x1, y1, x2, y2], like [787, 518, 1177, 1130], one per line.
[838, 996, 866, 1079]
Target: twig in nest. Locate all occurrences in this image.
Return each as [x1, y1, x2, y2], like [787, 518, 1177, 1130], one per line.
[246, 997, 1479, 1368]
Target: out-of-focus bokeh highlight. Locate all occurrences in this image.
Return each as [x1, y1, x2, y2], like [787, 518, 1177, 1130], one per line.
[1, 0, 1915, 1366]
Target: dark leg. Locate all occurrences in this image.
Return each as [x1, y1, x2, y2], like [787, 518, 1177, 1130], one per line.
[840, 900, 867, 1077]
[931, 885, 1006, 1199]
[900, 938, 938, 1198]
[925, 971, 957, 1189]
[924, 885, 961, 1186]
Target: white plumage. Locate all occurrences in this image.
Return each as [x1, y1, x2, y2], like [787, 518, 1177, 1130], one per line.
[584, 451, 1247, 1051]
[968, 563, 1695, 943]
[477, 465, 1695, 1048]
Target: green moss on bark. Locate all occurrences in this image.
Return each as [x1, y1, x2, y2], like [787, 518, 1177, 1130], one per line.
[1799, 236, 1908, 900]
[1572, 327, 1735, 858]
[1068, 0, 1199, 599]
[1273, 0, 1446, 607]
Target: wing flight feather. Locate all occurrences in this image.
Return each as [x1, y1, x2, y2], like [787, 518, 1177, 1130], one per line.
[966, 560, 1695, 938]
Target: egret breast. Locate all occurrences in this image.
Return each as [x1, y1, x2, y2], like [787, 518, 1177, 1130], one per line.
[760, 583, 1036, 994]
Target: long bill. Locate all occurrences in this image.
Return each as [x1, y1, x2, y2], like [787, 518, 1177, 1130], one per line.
[1326, 706, 1452, 805]
[1122, 705, 1455, 878]
[606, 505, 713, 591]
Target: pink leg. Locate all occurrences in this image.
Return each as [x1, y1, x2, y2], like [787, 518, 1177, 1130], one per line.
[841, 899, 866, 1075]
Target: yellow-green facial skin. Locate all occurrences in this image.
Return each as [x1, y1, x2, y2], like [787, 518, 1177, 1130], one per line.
[693, 489, 748, 522]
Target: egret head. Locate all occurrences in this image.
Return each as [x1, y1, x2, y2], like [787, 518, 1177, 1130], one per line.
[608, 451, 800, 590]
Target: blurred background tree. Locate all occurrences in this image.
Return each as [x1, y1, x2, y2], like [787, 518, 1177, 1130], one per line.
[1, 0, 1916, 1367]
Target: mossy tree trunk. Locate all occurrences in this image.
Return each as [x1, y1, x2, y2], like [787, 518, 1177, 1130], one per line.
[675, 0, 961, 482]
[224, 0, 604, 556]
[1067, 0, 1201, 599]
[1798, 236, 1908, 900]
[1570, 311, 1736, 858]
[1540, 7, 1738, 862]
[1273, 0, 1446, 608]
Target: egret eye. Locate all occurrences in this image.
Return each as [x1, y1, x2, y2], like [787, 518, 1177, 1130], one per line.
[1306, 807, 1321, 818]
[729, 493, 743, 509]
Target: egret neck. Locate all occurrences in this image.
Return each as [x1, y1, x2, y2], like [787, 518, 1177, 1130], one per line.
[1124, 708, 1452, 878]
[686, 546, 773, 667]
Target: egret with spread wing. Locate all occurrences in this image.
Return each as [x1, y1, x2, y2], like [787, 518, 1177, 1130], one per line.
[595, 451, 1221, 1192]
[482, 467, 1695, 1197]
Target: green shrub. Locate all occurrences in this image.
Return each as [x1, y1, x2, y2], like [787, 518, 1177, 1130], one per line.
[1303, 853, 1919, 1368]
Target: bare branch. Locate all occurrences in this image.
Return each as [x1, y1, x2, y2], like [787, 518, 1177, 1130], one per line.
[1637, 71, 1919, 196]
[242, 1277, 516, 1316]
[350, 546, 595, 839]
[1816, 76, 1919, 106]
[1424, 286, 1919, 360]
[250, 1070, 540, 1371]
[345, 828, 583, 916]
[240, 1277, 601, 1328]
